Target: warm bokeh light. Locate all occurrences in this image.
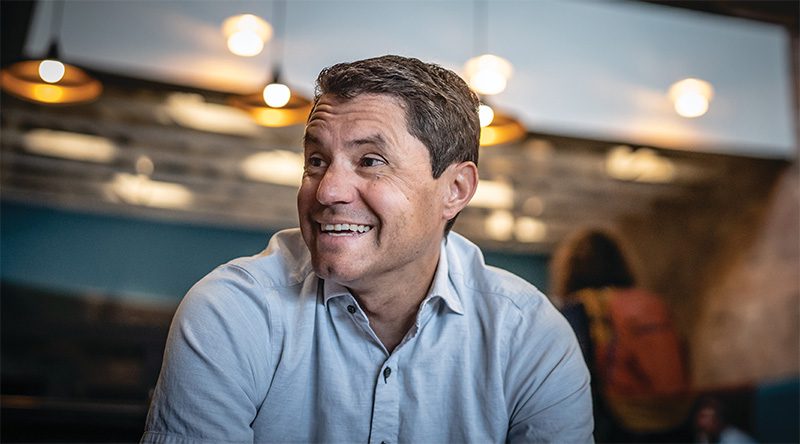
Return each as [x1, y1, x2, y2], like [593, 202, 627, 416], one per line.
[164, 93, 260, 136]
[136, 155, 155, 176]
[109, 173, 193, 208]
[241, 150, 304, 187]
[38, 59, 65, 83]
[514, 216, 547, 243]
[669, 78, 714, 118]
[470, 180, 514, 209]
[485, 210, 515, 241]
[605, 145, 675, 183]
[522, 195, 544, 217]
[23, 129, 117, 163]
[478, 104, 495, 127]
[222, 14, 272, 57]
[227, 31, 264, 57]
[263, 83, 291, 108]
[464, 54, 513, 96]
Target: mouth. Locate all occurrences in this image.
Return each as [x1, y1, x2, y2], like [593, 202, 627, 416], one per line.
[320, 223, 373, 236]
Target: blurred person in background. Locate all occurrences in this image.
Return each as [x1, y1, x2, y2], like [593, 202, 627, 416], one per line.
[551, 228, 693, 442]
[693, 396, 757, 444]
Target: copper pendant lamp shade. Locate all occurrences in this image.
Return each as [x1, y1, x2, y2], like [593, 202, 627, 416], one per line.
[480, 107, 526, 147]
[1, 58, 102, 105]
[228, 90, 312, 128]
[0, 1, 102, 105]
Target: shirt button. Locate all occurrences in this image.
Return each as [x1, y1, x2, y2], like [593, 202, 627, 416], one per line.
[347, 305, 356, 314]
[383, 367, 392, 382]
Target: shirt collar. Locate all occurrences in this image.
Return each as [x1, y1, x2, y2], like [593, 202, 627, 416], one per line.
[320, 237, 464, 315]
[426, 237, 464, 315]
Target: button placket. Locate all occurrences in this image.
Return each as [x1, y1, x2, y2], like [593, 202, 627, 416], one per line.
[369, 360, 400, 444]
[382, 366, 392, 383]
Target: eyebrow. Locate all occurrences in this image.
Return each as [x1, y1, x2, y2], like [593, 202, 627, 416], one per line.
[349, 134, 387, 149]
[302, 133, 389, 150]
[302, 133, 319, 148]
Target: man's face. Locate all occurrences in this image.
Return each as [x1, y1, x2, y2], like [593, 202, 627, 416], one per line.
[298, 93, 451, 291]
[695, 407, 722, 435]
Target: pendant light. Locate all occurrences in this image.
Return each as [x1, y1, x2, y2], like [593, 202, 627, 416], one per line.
[229, 0, 312, 127]
[0, 0, 101, 105]
[464, 0, 525, 146]
[668, 78, 714, 118]
[478, 99, 526, 147]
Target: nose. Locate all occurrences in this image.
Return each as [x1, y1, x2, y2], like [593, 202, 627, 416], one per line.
[316, 162, 356, 206]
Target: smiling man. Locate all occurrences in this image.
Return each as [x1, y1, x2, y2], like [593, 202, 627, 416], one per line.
[142, 55, 592, 443]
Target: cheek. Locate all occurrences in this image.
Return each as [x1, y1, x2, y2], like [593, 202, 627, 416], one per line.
[297, 181, 316, 208]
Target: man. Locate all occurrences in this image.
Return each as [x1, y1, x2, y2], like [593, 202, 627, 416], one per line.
[142, 55, 592, 443]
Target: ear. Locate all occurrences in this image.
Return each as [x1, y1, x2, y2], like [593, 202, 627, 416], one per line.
[441, 161, 478, 220]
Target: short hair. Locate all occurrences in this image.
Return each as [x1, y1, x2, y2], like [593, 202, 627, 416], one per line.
[311, 55, 481, 233]
[549, 228, 636, 298]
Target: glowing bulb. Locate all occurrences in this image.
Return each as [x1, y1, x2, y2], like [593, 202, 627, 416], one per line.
[263, 83, 291, 108]
[222, 14, 272, 57]
[464, 54, 513, 95]
[674, 94, 709, 118]
[668, 78, 714, 118]
[227, 31, 264, 57]
[470, 70, 507, 96]
[478, 104, 495, 127]
[38, 59, 65, 83]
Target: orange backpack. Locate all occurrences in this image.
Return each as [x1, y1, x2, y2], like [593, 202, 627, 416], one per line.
[578, 287, 693, 432]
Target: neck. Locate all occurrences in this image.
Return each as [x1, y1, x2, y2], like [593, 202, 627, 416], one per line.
[349, 259, 439, 353]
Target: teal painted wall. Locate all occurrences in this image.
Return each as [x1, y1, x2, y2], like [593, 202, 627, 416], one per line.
[0, 201, 550, 302]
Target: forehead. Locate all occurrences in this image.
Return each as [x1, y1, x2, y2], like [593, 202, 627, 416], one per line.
[305, 93, 410, 139]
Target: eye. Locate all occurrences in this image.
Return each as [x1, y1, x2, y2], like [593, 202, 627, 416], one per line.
[306, 154, 327, 168]
[360, 156, 386, 167]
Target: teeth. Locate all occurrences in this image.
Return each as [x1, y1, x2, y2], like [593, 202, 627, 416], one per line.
[321, 223, 371, 233]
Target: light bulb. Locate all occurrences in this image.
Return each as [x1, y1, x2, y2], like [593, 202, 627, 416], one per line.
[668, 78, 714, 118]
[263, 83, 291, 108]
[464, 54, 513, 96]
[222, 14, 272, 57]
[227, 31, 264, 57]
[478, 104, 495, 127]
[470, 70, 507, 96]
[673, 94, 709, 118]
[38, 59, 65, 83]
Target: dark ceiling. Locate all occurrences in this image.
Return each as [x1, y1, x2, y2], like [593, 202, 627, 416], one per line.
[643, 0, 799, 33]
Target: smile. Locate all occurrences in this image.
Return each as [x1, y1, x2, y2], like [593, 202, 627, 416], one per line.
[320, 223, 372, 235]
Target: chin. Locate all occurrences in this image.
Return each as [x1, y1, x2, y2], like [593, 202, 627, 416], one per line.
[312, 261, 362, 286]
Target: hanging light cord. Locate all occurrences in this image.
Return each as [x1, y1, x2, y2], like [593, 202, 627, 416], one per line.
[271, 0, 287, 82]
[51, 0, 65, 44]
[474, 0, 488, 56]
[52, 0, 65, 40]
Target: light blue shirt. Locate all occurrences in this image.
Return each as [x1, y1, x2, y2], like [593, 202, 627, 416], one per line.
[142, 229, 593, 443]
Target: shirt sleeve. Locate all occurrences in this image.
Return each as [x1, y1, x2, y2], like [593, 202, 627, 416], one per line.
[141, 265, 273, 444]
[505, 300, 595, 443]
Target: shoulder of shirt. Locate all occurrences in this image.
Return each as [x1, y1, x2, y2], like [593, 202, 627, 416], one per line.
[200, 228, 314, 292]
[445, 231, 553, 317]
